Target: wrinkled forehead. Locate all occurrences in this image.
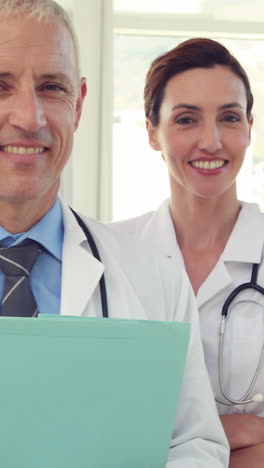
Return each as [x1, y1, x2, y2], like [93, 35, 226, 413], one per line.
[0, 13, 78, 78]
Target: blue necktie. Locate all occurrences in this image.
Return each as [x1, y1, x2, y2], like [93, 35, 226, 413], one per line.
[0, 240, 41, 317]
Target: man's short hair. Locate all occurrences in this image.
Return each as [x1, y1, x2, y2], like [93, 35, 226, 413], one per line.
[0, 0, 80, 77]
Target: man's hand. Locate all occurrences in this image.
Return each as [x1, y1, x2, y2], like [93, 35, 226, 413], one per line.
[229, 442, 264, 468]
[220, 414, 264, 450]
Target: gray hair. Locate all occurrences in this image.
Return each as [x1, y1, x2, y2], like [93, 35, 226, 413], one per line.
[0, 0, 80, 76]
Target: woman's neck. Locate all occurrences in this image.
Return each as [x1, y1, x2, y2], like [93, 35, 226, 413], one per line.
[169, 184, 241, 294]
[170, 189, 240, 252]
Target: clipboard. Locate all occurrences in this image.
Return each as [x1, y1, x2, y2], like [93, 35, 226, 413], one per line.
[0, 315, 190, 468]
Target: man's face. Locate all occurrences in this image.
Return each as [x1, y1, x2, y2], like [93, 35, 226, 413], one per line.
[0, 13, 86, 206]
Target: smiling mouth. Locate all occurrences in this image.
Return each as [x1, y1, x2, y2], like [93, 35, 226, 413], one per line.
[0, 145, 47, 154]
[189, 160, 227, 169]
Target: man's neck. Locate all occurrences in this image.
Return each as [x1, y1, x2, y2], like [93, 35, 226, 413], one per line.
[0, 195, 57, 234]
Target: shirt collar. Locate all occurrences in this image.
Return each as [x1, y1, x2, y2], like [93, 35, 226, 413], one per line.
[152, 200, 264, 266]
[0, 198, 63, 261]
[223, 201, 264, 264]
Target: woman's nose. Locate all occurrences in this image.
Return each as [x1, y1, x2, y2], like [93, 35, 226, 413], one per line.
[197, 123, 222, 153]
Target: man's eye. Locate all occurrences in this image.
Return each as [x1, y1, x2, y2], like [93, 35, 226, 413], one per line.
[42, 84, 65, 92]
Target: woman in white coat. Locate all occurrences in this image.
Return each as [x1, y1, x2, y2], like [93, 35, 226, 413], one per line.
[111, 38, 264, 467]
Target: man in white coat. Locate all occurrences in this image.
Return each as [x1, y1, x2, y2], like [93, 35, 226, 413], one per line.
[0, 0, 228, 466]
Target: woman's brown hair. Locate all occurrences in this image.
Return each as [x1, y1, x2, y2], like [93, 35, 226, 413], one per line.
[144, 38, 253, 126]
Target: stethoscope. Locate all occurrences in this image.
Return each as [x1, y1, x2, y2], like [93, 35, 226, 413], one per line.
[216, 262, 264, 406]
[71, 209, 109, 318]
[72, 209, 264, 406]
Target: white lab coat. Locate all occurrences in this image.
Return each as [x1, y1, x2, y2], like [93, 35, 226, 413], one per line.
[60, 202, 229, 467]
[110, 199, 264, 418]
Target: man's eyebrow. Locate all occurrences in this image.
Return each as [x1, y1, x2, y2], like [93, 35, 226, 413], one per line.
[39, 73, 73, 85]
[0, 72, 73, 84]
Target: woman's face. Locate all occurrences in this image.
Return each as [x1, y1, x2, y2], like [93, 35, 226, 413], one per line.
[147, 65, 253, 200]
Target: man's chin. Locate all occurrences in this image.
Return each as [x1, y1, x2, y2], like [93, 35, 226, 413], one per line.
[0, 192, 41, 205]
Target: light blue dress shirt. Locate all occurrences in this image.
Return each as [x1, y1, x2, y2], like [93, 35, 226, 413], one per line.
[0, 198, 63, 315]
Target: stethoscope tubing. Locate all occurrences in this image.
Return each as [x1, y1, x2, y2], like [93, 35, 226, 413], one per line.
[216, 315, 264, 405]
[217, 263, 264, 406]
[222, 264, 262, 317]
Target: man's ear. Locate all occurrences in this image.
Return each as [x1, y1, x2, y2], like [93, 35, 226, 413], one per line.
[74, 77, 87, 130]
[146, 118, 161, 151]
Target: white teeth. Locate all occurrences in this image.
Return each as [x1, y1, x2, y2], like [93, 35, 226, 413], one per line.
[191, 160, 225, 169]
[2, 146, 46, 155]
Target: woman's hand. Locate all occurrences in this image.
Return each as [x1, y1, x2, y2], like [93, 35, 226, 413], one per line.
[220, 414, 264, 450]
[229, 443, 264, 468]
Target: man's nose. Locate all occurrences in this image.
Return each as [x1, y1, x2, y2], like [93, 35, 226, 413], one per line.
[7, 88, 47, 132]
[197, 122, 222, 153]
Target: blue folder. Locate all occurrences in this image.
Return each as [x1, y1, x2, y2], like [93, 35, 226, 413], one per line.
[0, 315, 190, 468]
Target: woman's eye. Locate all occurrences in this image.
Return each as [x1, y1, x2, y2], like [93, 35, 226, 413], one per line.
[175, 117, 195, 124]
[0, 82, 9, 92]
[222, 114, 240, 122]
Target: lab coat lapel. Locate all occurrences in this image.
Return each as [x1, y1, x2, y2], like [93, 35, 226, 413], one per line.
[60, 204, 104, 317]
[196, 258, 232, 308]
[85, 227, 150, 321]
[141, 201, 234, 306]
[222, 202, 264, 264]
[140, 200, 185, 266]
[104, 266, 150, 321]
[197, 202, 264, 307]
[59, 202, 148, 320]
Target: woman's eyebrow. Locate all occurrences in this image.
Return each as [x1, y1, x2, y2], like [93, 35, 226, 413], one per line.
[171, 102, 244, 112]
[219, 102, 244, 110]
[171, 104, 200, 111]
[0, 72, 14, 79]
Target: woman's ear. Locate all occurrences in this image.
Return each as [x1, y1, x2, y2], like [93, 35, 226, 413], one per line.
[146, 118, 161, 151]
[248, 115, 254, 144]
